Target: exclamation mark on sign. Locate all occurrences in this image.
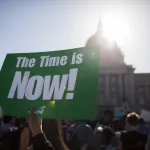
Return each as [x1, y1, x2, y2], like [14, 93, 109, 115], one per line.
[66, 68, 78, 99]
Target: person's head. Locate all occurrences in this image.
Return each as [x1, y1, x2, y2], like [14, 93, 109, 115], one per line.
[43, 119, 68, 150]
[125, 112, 139, 131]
[101, 126, 115, 145]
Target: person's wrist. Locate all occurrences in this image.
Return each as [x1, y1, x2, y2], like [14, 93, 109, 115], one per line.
[32, 128, 43, 137]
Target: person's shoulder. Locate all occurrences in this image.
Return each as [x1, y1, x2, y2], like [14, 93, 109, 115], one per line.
[122, 130, 147, 140]
[130, 130, 147, 137]
[136, 130, 148, 140]
[120, 130, 134, 140]
[68, 124, 75, 132]
[121, 130, 138, 135]
[120, 130, 127, 136]
[77, 123, 92, 132]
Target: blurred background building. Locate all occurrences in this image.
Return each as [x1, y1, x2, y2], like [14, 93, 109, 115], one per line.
[85, 20, 150, 120]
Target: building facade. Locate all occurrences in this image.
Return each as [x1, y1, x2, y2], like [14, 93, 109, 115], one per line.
[86, 22, 150, 119]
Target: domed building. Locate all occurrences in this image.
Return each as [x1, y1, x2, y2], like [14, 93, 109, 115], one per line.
[85, 20, 150, 120]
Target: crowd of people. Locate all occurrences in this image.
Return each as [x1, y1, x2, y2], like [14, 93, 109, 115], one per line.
[0, 110, 150, 150]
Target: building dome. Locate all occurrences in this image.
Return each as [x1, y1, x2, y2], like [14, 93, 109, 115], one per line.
[85, 20, 125, 66]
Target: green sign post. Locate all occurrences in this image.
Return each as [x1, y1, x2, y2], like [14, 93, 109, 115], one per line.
[0, 47, 100, 120]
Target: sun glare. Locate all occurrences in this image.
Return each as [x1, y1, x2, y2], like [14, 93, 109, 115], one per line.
[101, 13, 130, 46]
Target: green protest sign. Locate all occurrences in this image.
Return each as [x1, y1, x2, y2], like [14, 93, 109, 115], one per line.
[0, 47, 100, 120]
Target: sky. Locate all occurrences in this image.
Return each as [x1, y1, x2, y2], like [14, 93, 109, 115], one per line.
[0, 0, 149, 73]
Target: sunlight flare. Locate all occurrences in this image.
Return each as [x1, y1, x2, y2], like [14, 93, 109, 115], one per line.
[101, 13, 130, 46]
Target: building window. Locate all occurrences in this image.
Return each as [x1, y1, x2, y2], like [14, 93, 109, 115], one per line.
[139, 87, 144, 92]
[99, 75, 105, 85]
[111, 87, 116, 92]
[139, 96, 145, 105]
[109, 74, 119, 104]
[121, 75, 125, 99]
[148, 85, 150, 100]
[98, 93, 105, 105]
[99, 75, 106, 105]
[110, 95, 118, 105]
[136, 85, 146, 105]
[99, 86, 104, 92]
[111, 76, 116, 84]
[109, 74, 119, 87]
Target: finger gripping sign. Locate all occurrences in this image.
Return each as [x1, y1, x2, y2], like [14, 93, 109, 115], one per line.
[0, 47, 100, 120]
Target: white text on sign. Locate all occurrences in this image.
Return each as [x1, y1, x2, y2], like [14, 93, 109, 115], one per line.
[7, 68, 78, 100]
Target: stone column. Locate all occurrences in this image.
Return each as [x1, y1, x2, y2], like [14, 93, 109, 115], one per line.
[119, 74, 123, 105]
[146, 84, 149, 104]
[105, 74, 109, 104]
[126, 66, 135, 110]
[124, 74, 128, 99]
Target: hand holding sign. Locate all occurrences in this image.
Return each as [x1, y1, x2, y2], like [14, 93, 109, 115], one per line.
[0, 47, 100, 119]
[29, 109, 43, 137]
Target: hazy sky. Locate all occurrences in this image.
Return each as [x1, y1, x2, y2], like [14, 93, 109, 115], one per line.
[0, 0, 149, 73]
